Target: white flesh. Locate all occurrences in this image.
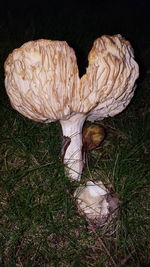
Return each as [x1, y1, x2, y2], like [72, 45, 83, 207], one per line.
[60, 113, 87, 181]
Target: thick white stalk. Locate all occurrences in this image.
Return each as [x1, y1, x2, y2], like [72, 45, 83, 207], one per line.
[60, 113, 86, 181]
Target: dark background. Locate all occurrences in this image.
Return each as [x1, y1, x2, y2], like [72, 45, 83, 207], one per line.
[0, 0, 150, 78]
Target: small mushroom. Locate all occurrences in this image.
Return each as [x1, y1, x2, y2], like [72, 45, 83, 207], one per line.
[82, 124, 105, 151]
[82, 124, 105, 167]
[4, 35, 139, 181]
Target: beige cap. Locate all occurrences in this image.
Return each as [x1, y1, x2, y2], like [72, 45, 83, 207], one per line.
[4, 39, 80, 122]
[4, 35, 139, 124]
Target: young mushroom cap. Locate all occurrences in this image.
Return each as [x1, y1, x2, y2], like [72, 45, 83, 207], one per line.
[82, 125, 105, 151]
[4, 35, 139, 181]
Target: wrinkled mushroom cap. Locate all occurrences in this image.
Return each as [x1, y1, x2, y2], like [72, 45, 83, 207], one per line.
[4, 35, 139, 123]
[4, 39, 80, 122]
[80, 34, 139, 120]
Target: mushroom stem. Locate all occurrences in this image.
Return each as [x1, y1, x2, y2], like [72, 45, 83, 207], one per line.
[60, 113, 87, 181]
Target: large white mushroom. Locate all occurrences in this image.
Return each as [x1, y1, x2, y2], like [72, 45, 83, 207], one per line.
[4, 35, 139, 181]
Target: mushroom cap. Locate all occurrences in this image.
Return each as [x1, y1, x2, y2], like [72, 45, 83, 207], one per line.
[82, 124, 105, 151]
[4, 35, 139, 123]
[80, 34, 139, 120]
[4, 39, 80, 122]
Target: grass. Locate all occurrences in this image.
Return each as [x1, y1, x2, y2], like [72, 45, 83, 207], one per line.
[0, 7, 150, 266]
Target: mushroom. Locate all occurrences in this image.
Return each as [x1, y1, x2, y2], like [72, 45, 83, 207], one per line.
[82, 124, 105, 166]
[82, 124, 105, 151]
[4, 35, 139, 181]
